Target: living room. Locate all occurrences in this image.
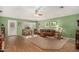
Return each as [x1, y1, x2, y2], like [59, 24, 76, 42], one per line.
[0, 6, 79, 52]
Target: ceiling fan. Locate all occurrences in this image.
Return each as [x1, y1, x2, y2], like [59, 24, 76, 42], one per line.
[34, 6, 64, 16]
[34, 7, 43, 16]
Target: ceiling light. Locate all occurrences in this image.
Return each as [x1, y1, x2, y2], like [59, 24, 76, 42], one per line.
[34, 6, 43, 16]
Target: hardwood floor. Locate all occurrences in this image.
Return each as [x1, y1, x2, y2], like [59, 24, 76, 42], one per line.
[4, 36, 79, 52]
[5, 36, 42, 52]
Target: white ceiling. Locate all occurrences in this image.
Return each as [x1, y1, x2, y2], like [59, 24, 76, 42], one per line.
[0, 6, 79, 21]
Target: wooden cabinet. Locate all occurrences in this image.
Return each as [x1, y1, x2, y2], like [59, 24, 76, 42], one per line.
[76, 30, 79, 49]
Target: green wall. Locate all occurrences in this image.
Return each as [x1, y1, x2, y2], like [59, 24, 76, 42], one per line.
[17, 20, 22, 36]
[0, 14, 79, 38]
[38, 14, 79, 38]
[0, 16, 37, 36]
[0, 17, 8, 37]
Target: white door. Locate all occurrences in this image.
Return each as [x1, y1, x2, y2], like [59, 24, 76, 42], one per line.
[8, 20, 17, 36]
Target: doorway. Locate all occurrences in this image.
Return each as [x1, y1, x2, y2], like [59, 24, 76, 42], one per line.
[8, 20, 17, 36]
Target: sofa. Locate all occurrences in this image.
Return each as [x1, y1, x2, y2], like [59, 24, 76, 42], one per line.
[39, 29, 56, 37]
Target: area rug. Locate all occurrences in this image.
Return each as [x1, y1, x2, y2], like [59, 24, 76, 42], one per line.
[27, 36, 69, 49]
